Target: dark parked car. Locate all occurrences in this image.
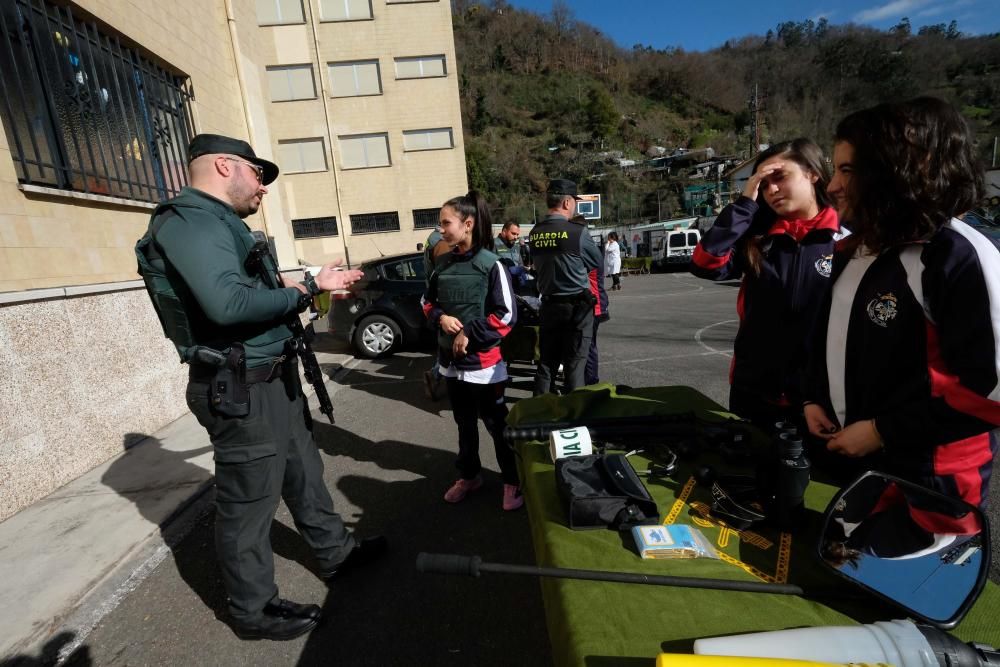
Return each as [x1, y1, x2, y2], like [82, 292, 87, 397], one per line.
[963, 209, 1000, 241]
[328, 252, 431, 358]
[328, 251, 542, 360]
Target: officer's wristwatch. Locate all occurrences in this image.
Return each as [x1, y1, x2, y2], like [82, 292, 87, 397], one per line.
[295, 274, 321, 312]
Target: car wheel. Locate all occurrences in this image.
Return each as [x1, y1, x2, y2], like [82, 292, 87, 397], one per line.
[353, 314, 402, 358]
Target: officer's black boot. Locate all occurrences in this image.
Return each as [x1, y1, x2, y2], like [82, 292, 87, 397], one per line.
[320, 536, 388, 580]
[231, 598, 322, 640]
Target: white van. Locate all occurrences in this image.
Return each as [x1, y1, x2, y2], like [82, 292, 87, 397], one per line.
[652, 229, 701, 269]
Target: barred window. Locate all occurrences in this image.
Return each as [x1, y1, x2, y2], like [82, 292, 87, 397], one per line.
[0, 0, 195, 202]
[350, 211, 400, 235]
[412, 208, 439, 229]
[292, 216, 338, 239]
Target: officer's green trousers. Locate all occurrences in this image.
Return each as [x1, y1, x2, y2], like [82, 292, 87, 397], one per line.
[186, 367, 355, 621]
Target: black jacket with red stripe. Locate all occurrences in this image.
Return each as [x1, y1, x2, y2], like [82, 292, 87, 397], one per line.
[690, 196, 841, 404]
[805, 219, 1000, 509]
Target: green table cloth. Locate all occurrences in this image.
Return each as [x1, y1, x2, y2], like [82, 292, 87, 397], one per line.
[508, 384, 1000, 666]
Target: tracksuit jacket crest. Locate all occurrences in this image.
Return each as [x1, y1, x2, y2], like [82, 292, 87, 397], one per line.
[805, 219, 1000, 509]
[690, 196, 841, 404]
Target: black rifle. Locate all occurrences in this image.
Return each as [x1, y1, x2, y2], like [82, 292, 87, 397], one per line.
[245, 231, 335, 423]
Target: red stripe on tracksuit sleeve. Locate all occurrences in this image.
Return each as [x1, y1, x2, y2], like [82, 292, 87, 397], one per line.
[486, 313, 511, 337]
[933, 432, 995, 513]
[926, 323, 1000, 425]
[693, 244, 732, 271]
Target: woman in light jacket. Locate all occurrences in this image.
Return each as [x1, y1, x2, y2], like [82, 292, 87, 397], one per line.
[605, 232, 622, 291]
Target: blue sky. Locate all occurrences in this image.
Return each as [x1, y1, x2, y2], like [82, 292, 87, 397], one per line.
[503, 0, 1000, 52]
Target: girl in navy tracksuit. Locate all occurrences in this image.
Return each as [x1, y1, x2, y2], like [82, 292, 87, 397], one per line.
[804, 98, 1000, 511]
[421, 191, 522, 511]
[690, 139, 841, 430]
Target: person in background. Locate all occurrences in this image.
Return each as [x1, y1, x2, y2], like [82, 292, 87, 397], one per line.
[528, 179, 602, 395]
[690, 138, 841, 432]
[423, 227, 451, 400]
[572, 215, 610, 384]
[605, 231, 622, 291]
[495, 221, 523, 267]
[421, 191, 522, 511]
[803, 97, 1000, 510]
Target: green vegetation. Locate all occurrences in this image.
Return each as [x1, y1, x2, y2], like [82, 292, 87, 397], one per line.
[452, 1, 1000, 226]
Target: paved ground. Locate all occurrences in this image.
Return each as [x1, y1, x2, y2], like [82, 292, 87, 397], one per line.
[41, 271, 737, 667]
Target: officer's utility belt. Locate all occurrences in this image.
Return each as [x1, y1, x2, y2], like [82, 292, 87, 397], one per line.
[187, 344, 290, 418]
[542, 290, 596, 305]
[188, 357, 288, 384]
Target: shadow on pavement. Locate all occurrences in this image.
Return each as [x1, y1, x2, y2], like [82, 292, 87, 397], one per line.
[328, 353, 450, 417]
[299, 423, 551, 666]
[100, 435, 229, 625]
[0, 632, 91, 667]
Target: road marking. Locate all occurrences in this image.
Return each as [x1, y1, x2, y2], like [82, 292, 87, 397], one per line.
[694, 319, 738, 358]
[619, 350, 723, 364]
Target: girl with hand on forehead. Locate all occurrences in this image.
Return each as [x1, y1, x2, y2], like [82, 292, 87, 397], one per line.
[421, 191, 523, 512]
[690, 139, 842, 432]
[803, 98, 1000, 509]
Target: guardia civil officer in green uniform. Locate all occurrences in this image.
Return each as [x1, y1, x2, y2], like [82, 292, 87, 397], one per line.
[494, 221, 523, 268]
[528, 179, 602, 395]
[136, 134, 386, 641]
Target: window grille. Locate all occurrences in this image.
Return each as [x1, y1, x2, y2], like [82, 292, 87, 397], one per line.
[350, 211, 400, 234]
[412, 208, 439, 229]
[292, 216, 338, 239]
[0, 0, 195, 203]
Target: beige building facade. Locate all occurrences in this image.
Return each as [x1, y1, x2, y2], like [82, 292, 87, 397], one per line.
[0, 0, 466, 521]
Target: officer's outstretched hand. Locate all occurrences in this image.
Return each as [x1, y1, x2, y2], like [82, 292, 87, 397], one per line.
[315, 260, 364, 291]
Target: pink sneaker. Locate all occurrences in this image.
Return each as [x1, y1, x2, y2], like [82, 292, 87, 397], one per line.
[502, 484, 524, 511]
[444, 476, 483, 503]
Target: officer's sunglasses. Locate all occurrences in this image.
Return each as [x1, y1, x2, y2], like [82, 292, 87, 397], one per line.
[223, 156, 263, 183]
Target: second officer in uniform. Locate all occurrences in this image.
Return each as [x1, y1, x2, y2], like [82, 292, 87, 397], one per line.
[528, 179, 602, 395]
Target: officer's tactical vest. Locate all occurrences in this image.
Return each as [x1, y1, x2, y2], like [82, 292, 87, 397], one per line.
[135, 199, 288, 363]
[494, 238, 520, 266]
[431, 249, 498, 351]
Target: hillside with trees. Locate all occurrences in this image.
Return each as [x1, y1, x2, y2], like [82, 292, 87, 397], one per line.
[452, 0, 1000, 226]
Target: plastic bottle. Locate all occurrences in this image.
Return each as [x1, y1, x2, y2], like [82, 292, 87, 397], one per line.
[657, 656, 886, 667]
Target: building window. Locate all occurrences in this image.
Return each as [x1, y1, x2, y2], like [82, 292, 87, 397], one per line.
[394, 55, 446, 79]
[350, 211, 400, 234]
[266, 65, 316, 102]
[277, 138, 327, 173]
[402, 128, 453, 152]
[328, 60, 381, 97]
[412, 208, 439, 229]
[292, 216, 338, 239]
[386, 0, 439, 3]
[319, 0, 372, 21]
[256, 0, 305, 24]
[0, 0, 195, 203]
[338, 133, 390, 169]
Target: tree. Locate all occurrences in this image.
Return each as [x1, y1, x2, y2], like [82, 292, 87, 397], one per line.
[585, 85, 618, 143]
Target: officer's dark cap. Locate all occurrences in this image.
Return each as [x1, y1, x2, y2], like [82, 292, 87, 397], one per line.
[546, 178, 582, 200]
[187, 133, 279, 185]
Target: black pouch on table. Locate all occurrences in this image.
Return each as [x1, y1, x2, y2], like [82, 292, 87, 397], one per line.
[555, 453, 659, 530]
